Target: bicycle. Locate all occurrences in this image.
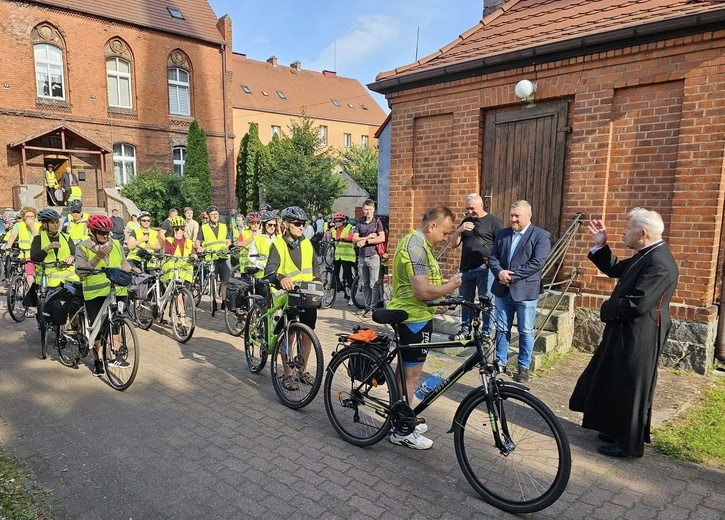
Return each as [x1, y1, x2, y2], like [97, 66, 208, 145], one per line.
[6, 251, 30, 322]
[224, 253, 267, 337]
[56, 267, 139, 391]
[350, 259, 392, 310]
[190, 250, 223, 315]
[132, 254, 196, 343]
[319, 240, 337, 308]
[243, 283, 324, 409]
[36, 261, 75, 359]
[323, 296, 571, 514]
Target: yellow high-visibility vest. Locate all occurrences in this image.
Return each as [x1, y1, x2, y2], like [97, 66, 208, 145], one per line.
[38, 231, 79, 287]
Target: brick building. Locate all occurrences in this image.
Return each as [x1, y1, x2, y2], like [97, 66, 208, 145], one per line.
[0, 0, 234, 212]
[370, 0, 725, 373]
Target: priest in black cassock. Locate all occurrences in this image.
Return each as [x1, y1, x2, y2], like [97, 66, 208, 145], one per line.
[569, 208, 679, 458]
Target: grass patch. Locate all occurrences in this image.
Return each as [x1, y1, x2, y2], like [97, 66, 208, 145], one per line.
[652, 377, 725, 468]
[0, 443, 50, 520]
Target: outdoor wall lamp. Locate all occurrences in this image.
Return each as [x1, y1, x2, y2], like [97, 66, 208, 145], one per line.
[515, 79, 537, 107]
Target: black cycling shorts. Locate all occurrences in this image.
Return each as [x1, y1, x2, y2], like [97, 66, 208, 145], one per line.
[399, 321, 432, 366]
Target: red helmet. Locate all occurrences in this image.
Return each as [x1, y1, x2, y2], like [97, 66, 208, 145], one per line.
[87, 214, 114, 233]
[246, 211, 261, 222]
[333, 212, 346, 221]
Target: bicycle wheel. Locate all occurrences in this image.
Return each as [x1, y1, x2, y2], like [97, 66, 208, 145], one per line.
[270, 322, 323, 409]
[134, 289, 155, 330]
[191, 275, 205, 307]
[102, 316, 139, 391]
[209, 276, 217, 315]
[57, 312, 82, 368]
[454, 386, 571, 514]
[170, 288, 196, 343]
[224, 302, 247, 337]
[7, 275, 29, 322]
[323, 348, 397, 446]
[40, 323, 51, 359]
[321, 269, 337, 309]
[350, 277, 366, 309]
[244, 303, 268, 373]
[126, 297, 138, 321]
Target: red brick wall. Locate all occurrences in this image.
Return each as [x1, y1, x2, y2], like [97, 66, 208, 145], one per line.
[385, 30, 725, 322]
[0, 3, 233, 210]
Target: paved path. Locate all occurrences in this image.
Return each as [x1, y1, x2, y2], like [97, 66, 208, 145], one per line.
[0, 296, 722, 519]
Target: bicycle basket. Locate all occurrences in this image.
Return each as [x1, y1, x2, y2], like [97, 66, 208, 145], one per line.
[128, 273, 154, 300]
[288, 280, 324, 309]
[347, 334, 391, 386]
[106, 268, 132, 287]
[225, 277, 251, 311]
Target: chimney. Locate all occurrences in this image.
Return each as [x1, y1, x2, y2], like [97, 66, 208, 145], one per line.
[267, 56, 277, 66]
[290, 61, 301, 70]
[483, 0, 506, 18]
[322, 70, 337, 78]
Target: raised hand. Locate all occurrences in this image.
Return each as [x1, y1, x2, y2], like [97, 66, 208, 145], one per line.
[587, 219, 607, 248]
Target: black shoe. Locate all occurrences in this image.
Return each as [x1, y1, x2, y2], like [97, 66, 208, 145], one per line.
[93, 360, 104, 377]
[221, 301, 226, 310]
[597, 444, 639, 458]
[362, 308, 371, 317]
[513, 367, 529, 383]
[597, 433, 616, 444]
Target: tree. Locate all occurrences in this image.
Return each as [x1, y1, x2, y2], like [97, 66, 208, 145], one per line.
[184, 120, 211, 210]
[260, 114, 344, 215]
[337, 144, 379, 201]
[235, 123, 267, 213]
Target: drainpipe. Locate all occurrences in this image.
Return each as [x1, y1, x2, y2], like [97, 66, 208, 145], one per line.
[221, 43, 232, 212]
[716, 295, 725, 361]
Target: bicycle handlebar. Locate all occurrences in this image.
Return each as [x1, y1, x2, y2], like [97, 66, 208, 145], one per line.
[425, 296, 493, 311]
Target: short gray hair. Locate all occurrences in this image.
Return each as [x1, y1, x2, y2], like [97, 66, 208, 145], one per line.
[628, 207, 664, 236]
[465, 194, 483, 206]
[510, 200, 531, 211]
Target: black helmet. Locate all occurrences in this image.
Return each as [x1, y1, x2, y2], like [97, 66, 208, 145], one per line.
[38, 208, 61, 222]
[280, 206, 307, 222]
[206, 205, 219, 214]
[68, 200, 83, 212]
[261, 211, 277, 223]
[259, 203, 272, 211]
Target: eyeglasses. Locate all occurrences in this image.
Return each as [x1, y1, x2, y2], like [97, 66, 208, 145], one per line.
[288, 220, 306, 228]
[140, 219, 150, 223]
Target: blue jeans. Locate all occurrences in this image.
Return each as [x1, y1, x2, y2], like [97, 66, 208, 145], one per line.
[358, 254, 380, 310]
[459, 266, 494, 335]
[494, 293, 538, 369]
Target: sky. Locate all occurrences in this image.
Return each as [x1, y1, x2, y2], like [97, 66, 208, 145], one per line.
[206, 0, 486, 111]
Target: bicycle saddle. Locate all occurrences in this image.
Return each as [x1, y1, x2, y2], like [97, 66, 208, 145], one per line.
[372, 308, 408, 325]
[244, 266, 260, 275]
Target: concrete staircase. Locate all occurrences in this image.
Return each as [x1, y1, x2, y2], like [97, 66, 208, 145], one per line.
[432, 290, 575, 372]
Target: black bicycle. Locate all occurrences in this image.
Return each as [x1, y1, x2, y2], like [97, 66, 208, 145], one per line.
[323, 297, 571, 514]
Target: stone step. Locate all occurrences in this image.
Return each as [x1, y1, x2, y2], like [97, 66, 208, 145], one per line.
[534, 309, 573, 333]
[537, 290, 576, 312]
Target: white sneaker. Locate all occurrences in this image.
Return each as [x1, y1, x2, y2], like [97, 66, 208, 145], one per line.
[389, 430, 433, 450]
[348, 300, 354, 307]
[415, 422, 428, 434]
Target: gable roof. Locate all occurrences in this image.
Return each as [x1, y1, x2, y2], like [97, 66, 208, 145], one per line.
[231, 54, 387, 126]
[371, 0, 725, 93]
[9, 123, 111, 153]
[28, 0, 224, 44]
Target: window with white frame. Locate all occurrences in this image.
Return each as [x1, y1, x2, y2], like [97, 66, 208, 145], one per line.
[168, 68, 190, 116]
[361, 135, 369, 147]
[343, 133, 351, 148]
[106, 57, 132, 108]
[34, 44, 65, 99]
[173, 146, 186, 175]
[319, 126, 328, 146]
[113, 143, 136, 186]
[271, 126, 281, 138]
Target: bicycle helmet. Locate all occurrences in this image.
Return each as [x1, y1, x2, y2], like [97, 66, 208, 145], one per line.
[333, 212, 346, 221]
[246, 211, 261, 223]
[68, 200, 83, 213]
[170, 216, 187, 228]
[261, 211, 277, 223]
[259, 203, 272, 211]
[37, 208, 61, 222]
[206, 205, 219, 214]
[137, 211, 151, 219]
[281, 206, 307, 222]
[87, 214, 114, 233]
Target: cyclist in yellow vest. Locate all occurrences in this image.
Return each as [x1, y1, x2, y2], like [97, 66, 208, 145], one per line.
[264, 206, 316, 391]
[248, 211, 277, 278]
[328, 212, 356, 300]
[233, 211, 260, 269]
[30, 208, 79, 287]
[126, 211, 161, 268]
[4, 206, 39, 302]
[44, 164, 60, 206]
[162, 216, 196, 285]
[195, 205, 232, 309]
[386, 206, 462, 450]
[75, 214, 137, 377]
[63, 200, 90, 244]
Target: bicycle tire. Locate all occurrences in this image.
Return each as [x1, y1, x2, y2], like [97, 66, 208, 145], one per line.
[102, 316, 139, 391]
[270, 322, 323, 409]
[57, 313, 82, 368]
[224, 304, 246, 336]
[126, 297, 138, 321]
[321, 268, 337, 309]
[134, 287, 156, 330]
[350, 277, 366, 310]
[40, 323, 50, 359]
[209, 276, 217, 315]
[454, 385, 571, 514]
[243, 303, 268, 373]
[323, 348, 398, 446]
[170, 287, 196, 343]
[7, 275, 29, 322]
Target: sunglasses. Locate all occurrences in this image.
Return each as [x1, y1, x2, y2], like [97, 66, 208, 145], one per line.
[173, 227, 185, 231]
[266, 223, 277, 227]
[140, 219, 150, 223]
[288, 220, 306, 228]
[95, 231, 110, 236]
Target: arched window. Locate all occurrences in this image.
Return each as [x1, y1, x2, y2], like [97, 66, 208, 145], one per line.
[173, 146, 186, 175]
[113, 143, 136, 186]
[34, 44, 65, 99]
[167, 50, 192, 116]
[107, 57, 133, 108]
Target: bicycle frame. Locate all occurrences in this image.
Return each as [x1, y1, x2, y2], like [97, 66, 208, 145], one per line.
[146, 257, 186, 319]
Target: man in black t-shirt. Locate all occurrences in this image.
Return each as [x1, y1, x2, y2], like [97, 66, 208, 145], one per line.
[450, 194, 503, 340]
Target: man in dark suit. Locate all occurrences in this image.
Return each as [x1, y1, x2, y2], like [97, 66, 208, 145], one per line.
[488, 200, 550, 382]
[60, 167, 78, 205]
[569, 208, 678, 458]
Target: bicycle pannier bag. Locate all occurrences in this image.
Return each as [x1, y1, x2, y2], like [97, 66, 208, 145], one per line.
[128, 273, 153, 300]
[43, 286, 72, 325]
[22, 283, 38, 308]
[288, 280, 324, 309]
[346, 329, 391, 386]
[224, 277, 251, 311]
